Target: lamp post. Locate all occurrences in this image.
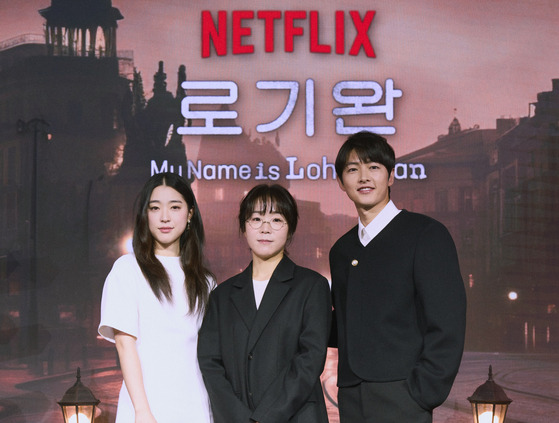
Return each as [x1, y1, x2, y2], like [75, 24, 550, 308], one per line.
[468, 365, 512, 423]
[16, 118, 51, 372]
[58, 367, 100, 423]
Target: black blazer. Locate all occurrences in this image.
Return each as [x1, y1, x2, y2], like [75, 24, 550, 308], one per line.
[329, 210, 466, 411]
[197, 256, 331, 423]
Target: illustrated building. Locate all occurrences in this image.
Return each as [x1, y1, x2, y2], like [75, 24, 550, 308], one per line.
[492, 79, 559, 351]
[394, 80, 559, 351]
[0, 0, 129, 370]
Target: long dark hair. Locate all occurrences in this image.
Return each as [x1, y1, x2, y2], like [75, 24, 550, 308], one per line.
[132, 172, 213, 314]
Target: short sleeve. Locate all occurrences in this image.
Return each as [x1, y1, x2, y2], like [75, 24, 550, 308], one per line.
[98, 255, 140, 343]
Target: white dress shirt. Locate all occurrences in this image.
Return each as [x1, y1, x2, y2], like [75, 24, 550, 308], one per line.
[358, 200, 401, 246]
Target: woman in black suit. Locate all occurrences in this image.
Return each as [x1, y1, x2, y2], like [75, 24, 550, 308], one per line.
[197, 184, 331, 423]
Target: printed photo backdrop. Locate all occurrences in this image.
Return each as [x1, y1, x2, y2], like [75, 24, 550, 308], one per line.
[0, 0, 558, 421]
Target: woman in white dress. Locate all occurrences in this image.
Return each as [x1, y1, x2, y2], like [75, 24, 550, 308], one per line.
[99, 172, 214, 423]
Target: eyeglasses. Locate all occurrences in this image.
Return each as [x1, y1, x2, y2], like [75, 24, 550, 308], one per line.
[246, 216, 287, 231]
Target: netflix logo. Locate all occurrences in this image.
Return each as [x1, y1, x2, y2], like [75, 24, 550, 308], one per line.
[201, 10, 376, 58]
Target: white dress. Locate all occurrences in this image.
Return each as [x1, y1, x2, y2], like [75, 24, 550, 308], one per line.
[98, 254, 213, 423]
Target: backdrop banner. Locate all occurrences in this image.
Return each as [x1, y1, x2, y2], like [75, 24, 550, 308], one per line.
[0, 1, 558, 422]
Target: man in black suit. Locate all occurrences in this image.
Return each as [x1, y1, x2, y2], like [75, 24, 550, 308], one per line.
[329, 131, 466, 422]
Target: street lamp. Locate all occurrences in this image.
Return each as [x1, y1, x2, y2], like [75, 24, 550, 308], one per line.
[468, 365, 512, 423]
[16, 118, 51, 372]
[58, 367, 100, 423]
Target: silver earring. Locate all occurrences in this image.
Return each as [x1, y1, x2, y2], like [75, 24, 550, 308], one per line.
[187, 220, 191, 230]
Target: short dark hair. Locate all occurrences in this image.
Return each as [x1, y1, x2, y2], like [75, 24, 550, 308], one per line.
[335, 131, 396, 184]
[238, 184, 298, 241]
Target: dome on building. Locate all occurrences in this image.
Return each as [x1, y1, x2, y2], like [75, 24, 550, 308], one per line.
[448, 117, 461, 135]
[39, 0, 123, 28]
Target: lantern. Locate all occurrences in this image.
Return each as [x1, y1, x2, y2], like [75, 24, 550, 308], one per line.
[468, 365, 512, 423]
[58, 367, 100, 423]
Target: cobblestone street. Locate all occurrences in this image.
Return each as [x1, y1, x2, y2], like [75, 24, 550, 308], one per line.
[2, 350, 559, 422]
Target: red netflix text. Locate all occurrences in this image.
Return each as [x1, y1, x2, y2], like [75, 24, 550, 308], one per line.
[201, 10, 376, 58]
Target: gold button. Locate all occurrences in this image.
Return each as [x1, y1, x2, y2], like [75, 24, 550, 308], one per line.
[351, 259, 358, 266]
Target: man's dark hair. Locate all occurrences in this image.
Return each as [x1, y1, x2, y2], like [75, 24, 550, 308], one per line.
[335, 131, 396, 184]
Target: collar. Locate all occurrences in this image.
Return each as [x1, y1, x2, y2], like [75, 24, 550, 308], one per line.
[232, 255, 296, 288]
[358, 200, 401, 246]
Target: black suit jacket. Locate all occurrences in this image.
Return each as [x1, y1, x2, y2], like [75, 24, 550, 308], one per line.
[330, 210, 466, 411]
[197, 256, 331, 423]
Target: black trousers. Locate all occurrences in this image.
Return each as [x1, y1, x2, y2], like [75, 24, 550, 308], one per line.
[338, 381, 433, 423]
